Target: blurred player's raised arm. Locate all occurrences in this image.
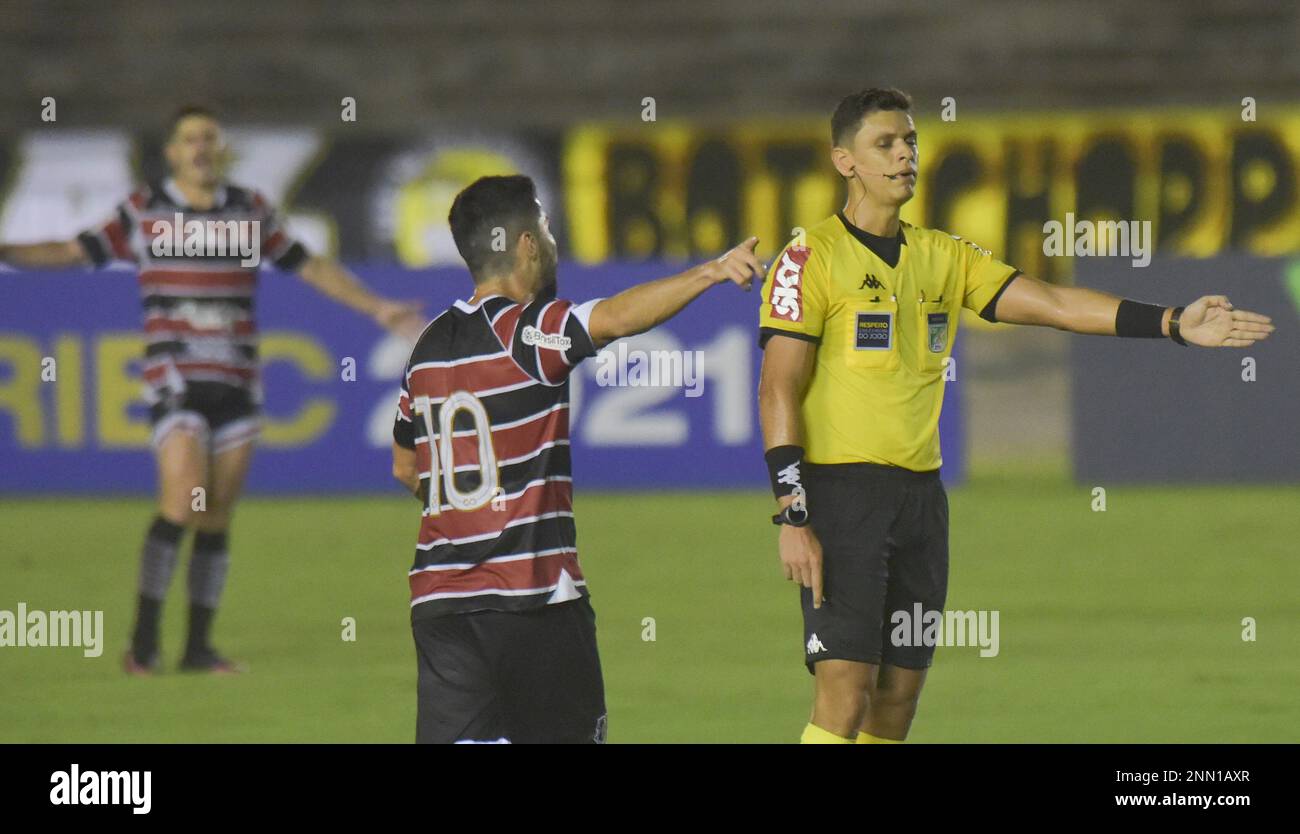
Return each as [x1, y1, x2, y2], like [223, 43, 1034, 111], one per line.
[0, 239, 88, 268]
[0, 198, 137, 269]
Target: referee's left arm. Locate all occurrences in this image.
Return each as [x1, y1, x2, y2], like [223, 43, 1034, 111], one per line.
[988, 274, 1274, 348]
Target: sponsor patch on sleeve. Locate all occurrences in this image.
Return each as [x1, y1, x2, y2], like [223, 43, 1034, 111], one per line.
[768, 246, 810, 322]
[521, 324, 572, 351]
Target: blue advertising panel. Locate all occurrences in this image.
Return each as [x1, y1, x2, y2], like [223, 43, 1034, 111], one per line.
[0, 263, 964, 493]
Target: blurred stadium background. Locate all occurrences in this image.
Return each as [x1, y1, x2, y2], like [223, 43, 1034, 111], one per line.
[1, 1, 1298, 742]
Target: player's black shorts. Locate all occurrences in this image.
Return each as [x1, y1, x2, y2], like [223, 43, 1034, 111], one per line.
[148, 381, 262, 453]
[800, 462, 949, 672]
[412, 598, 607, 744]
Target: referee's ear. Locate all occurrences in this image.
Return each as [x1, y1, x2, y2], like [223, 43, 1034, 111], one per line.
[830, 146, 856, 179]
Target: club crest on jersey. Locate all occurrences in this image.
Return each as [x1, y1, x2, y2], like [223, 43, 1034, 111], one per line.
[927, 312, 949, 353]
[768, 246, 810, 322]
[521, 325, 571, 351]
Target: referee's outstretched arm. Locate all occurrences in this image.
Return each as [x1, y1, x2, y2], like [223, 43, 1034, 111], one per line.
[989, 273, 1274, 347]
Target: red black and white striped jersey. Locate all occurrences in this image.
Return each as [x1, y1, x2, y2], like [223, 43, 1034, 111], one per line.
[393, 293, 602, 619]
[77, 177, 308, 401]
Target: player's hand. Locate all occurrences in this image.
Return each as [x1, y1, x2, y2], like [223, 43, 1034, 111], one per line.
[704, 236, 764, 290]
[779, 523, 824, 609]
[373, 299, 426, 342]
[1179, 296, 1274, 347]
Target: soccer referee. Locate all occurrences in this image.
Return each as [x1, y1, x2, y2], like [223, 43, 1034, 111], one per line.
[757, 88, 1275, 744]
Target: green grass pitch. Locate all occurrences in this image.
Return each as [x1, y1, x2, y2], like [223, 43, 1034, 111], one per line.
[2, 477, 1297, 743]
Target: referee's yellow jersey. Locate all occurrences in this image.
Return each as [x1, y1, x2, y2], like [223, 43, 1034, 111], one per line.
[759, 212, 1021, 471]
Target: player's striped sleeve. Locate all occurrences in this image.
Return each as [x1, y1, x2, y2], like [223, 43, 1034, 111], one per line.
[76, 191, 143, 268]
[490, 297, 601, 386]
[253, 191, 309, 272]
[392, 372, 416, 450]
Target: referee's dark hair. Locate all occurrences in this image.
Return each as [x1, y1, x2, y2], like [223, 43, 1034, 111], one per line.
[448, 175, 542, 282]
[166, 104, 219, 140]
[831, 88, 913, 147]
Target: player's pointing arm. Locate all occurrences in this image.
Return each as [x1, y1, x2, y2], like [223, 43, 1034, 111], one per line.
[584, 236, 763, 347]
[0, 239, 89, 269]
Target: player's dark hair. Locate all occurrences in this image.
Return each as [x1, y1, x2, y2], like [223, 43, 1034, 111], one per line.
[166, 105, 219, 140]
[831, 88, 913, 147]
[448, 175, 542, 282]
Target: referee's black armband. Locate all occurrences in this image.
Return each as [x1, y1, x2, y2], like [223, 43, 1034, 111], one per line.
[1114, 299, 1167, 338]
[765, 445, 805, 499]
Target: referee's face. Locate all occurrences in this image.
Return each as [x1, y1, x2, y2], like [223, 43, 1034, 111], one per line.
[841, 110, 919, 207]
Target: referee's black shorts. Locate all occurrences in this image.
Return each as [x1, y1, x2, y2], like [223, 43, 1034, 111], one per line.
[800, 462, 949, 672]
[412, 598, 607, 744]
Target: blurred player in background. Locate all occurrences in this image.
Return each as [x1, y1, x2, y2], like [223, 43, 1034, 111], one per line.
[0, 106, 424, 674]
[757, 88, 1275, 744]
[390, 175, 761, 743]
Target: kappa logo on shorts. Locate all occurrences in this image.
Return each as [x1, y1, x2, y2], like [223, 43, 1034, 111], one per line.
[855, 311, 893, 350]
[593, 713, 608, 744]
[769, 246, 810, 322]
[806, 633, 828, 654]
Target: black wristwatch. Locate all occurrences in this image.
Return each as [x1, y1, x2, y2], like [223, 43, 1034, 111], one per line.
[772, 489, 810, 527]
[1168, 305, 1187, 346]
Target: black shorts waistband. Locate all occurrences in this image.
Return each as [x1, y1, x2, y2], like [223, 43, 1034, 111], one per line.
[804, 461, 941, 483]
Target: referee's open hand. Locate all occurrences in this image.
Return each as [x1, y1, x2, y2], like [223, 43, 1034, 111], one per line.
[779, 519, 824, 608]
[707, 236, 764, 290]
[1179, 295, 1274, 348]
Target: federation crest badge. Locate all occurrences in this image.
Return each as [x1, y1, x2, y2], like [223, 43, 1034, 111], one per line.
[927, 312, 948, 353]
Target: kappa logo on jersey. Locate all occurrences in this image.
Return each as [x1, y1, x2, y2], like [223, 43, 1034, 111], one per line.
[806, 633, 828, 654]
[859, 273, 885, 290]
[521, 324, 572, 351]
[769, 246, 810, 322]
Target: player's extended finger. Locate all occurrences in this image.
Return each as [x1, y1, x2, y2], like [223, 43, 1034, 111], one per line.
[724, 263, 753, 289]
[733, 248, 763, 276]
[1222, 337, 1255, 348]
[738, 235, 759, 252]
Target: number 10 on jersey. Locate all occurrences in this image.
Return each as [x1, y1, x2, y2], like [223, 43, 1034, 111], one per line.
[412, 391, 501, 516]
